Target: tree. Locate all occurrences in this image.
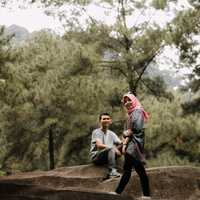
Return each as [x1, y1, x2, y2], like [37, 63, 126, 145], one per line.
[1, 0, 200, 170]
[0, 0, 179, 97]
[0, 26, 16, 172]
[0, 26, 15, 79]
[62, 0, 168, 96]
[0, 29, 125, 171]
[166, 3, 200, 113]
[0, 30, 98, 170]
[1, 1, 199, 95]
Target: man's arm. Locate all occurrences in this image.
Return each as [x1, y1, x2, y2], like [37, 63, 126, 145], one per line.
[96, 139, 108, 149]
[96, 137, 122, 156]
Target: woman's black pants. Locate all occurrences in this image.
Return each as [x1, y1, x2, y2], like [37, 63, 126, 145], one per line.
[115, 153, 150, 196]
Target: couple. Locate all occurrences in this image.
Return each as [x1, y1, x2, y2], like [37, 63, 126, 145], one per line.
[90, 92, 151, 199]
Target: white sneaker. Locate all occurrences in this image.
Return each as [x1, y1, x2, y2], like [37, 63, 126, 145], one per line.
[108, 169, 121, 178]
[141, 196, 151, 200]
[107, 191, 118, 195]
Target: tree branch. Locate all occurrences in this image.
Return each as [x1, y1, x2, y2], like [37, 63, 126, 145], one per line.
[134, 46, 163, 89]
[97, 62, 128, 78]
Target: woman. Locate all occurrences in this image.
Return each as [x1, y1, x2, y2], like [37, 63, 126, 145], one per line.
[115, 92, 151, 199]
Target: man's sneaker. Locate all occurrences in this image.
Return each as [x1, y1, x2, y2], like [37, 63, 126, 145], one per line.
[109, 169, 121, 178]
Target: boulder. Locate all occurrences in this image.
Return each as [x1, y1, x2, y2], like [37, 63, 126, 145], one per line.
[0, 164, 199, 200]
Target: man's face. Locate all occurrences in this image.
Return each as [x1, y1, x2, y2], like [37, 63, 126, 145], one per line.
[100, 115, 112, 128]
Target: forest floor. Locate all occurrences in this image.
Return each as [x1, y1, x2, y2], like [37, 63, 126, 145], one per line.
[0, 164, 199, 200]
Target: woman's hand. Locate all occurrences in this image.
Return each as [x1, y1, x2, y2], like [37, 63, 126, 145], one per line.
[114, 147, 122, 156]
[123, 129, 132, 138]
[122, 144, 127, 155]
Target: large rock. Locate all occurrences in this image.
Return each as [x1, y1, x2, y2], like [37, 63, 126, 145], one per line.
[0, 165, 199, 200]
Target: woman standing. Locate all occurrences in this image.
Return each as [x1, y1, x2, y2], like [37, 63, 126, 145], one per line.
[115, 92, 151, 199]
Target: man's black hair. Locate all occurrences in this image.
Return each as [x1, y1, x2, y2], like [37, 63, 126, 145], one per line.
[99, 112, 111, 120]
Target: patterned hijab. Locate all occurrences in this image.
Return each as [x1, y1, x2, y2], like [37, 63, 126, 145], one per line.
[122, 93, 149, 121]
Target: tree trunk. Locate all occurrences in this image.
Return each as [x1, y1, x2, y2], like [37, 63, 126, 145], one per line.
[48, 127, 55, 170]
[128, 78, 137, 96]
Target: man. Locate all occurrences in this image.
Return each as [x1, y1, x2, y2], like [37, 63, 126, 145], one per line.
[90, 112, 122, 178]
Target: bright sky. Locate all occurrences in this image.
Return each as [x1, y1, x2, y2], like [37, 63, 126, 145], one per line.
[0, 0, 191, 33]
[0, 6, 63, 33]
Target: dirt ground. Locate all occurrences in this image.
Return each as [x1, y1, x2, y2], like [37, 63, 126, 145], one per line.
[0, 165, 199, 200]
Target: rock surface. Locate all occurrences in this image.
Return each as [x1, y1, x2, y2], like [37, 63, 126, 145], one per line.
[0, 165, 199, 200]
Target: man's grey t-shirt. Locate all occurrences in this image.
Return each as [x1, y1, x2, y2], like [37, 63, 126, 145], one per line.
[90, 128, 121, 160]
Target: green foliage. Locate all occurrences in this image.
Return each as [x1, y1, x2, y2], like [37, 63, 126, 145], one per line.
[182, 97, 200, 114]
[189, 0, 200, 8]
[151, 0, 168, 10]
[1, 0, 200, 172]
[0, 29, 128, 171]
[147, 151, 193, 167]
[143, 76, 174, 100]
[165, 5, 200, 114]
[0, 30, 101, 171]
[59, 1, 170, 95]
[0, 170, 6, 176]
[0, 26, 15, 79]
[168, 8, 200, 64]
[144, 95, 200, 166]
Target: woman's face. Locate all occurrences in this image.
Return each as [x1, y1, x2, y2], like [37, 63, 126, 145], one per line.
[123, 96, 132, 109]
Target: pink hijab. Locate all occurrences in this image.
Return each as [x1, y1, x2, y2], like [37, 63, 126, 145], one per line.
[122, 93, 149, 121]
